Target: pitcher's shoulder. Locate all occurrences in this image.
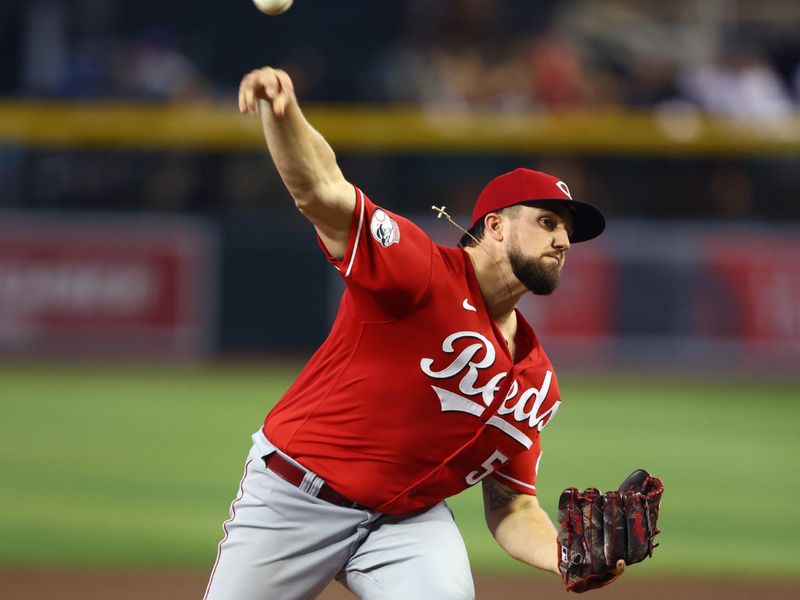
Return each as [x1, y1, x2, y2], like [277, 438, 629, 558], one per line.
[433, 244, 469, 276]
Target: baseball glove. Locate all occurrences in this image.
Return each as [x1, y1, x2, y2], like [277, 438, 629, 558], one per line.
[557, 469, 663, 593]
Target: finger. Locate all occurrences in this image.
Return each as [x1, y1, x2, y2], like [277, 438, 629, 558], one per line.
[271, 95, 283, 117]
[239, 72, 256, 114]
[264, 78, 279, 106]
[238, 80, 247, 113]
[259, 73, 283, 114]
[246, 71, 264, 113]
[272, 70, 294, 118]
[615, 560, 626, 576]
[263, 83, 274, 100]
[238, 72, 255, 113]
[274, 69, 295, 97]
[257, 78, 280, 116]
[274, 72, 291, 117]
[245, 84, 257, 114]
[244, 70, 264, 113]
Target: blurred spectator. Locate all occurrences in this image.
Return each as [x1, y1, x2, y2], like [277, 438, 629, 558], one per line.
[111, 27, 211, 101]
[679, 47, 794, 121]
[529, 34, 594, 109]
[16, 0, 211, 100]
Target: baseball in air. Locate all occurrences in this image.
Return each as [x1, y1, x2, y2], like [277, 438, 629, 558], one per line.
[252, 0, 294, 15]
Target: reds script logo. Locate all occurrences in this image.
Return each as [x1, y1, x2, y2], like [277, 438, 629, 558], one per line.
[419, 331, 560, 449]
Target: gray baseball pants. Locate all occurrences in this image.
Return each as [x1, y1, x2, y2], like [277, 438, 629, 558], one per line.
[204, 436, 475, 600]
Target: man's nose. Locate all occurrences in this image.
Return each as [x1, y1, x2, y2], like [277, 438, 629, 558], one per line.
[553, 227, 571, 250]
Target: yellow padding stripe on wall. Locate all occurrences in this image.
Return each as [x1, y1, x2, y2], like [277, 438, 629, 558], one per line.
[1, 101, 799, 155]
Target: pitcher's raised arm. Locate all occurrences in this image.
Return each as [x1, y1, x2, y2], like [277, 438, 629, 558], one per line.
[239, 66, 354, 258]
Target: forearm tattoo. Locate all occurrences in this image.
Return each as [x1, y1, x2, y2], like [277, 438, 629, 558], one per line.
[483, 478, 521, 511]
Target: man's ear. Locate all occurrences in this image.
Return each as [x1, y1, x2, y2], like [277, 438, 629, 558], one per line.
[484, 213, 504, 242]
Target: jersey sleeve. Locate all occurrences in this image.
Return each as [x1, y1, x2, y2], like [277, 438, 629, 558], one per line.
[491, 437, 542, 496]
[318, 186, 434, 319]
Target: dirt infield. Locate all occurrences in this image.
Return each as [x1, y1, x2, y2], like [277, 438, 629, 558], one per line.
[1, 568, 796, 600]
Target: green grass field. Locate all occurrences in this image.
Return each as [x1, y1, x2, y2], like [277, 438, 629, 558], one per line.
[1, 363, 798, 579]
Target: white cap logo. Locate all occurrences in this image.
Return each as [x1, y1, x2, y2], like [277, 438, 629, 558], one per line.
[556, 181, 572, 199]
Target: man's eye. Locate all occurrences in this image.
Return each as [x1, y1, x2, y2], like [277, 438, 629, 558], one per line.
[540, 218, 555, 229]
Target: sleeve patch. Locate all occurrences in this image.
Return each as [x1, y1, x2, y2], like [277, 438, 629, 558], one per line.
[370, 209, 401, 247]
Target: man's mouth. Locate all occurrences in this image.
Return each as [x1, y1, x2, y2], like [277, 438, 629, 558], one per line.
[543, 253, 563, 265]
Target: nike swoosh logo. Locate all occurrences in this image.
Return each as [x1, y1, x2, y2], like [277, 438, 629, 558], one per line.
[462, 299, 477, 312]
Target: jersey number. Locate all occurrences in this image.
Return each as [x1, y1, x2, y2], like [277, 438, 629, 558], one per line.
[465, 450, 509, 485]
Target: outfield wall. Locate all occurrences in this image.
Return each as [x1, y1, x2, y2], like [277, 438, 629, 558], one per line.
[1, 210, 797, 370]
[0, 211, 219, 360]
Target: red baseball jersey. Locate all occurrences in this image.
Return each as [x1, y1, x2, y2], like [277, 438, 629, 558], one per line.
[263, 187, 562, 514]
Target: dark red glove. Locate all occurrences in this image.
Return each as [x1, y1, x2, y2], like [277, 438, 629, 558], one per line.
[557, 469, 663, 593]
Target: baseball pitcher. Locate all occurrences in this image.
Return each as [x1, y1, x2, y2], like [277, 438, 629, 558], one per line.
[203, 67, 663, 600]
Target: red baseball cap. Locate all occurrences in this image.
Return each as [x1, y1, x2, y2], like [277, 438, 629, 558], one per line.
[471, 168, 606, 243]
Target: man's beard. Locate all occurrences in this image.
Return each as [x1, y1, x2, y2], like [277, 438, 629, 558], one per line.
[508, 247, 561, 295]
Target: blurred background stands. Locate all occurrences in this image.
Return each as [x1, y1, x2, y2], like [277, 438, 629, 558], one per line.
[0, 0, 799, 366]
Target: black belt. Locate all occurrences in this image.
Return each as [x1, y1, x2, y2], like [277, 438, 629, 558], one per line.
[263, 453, 366, 510]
